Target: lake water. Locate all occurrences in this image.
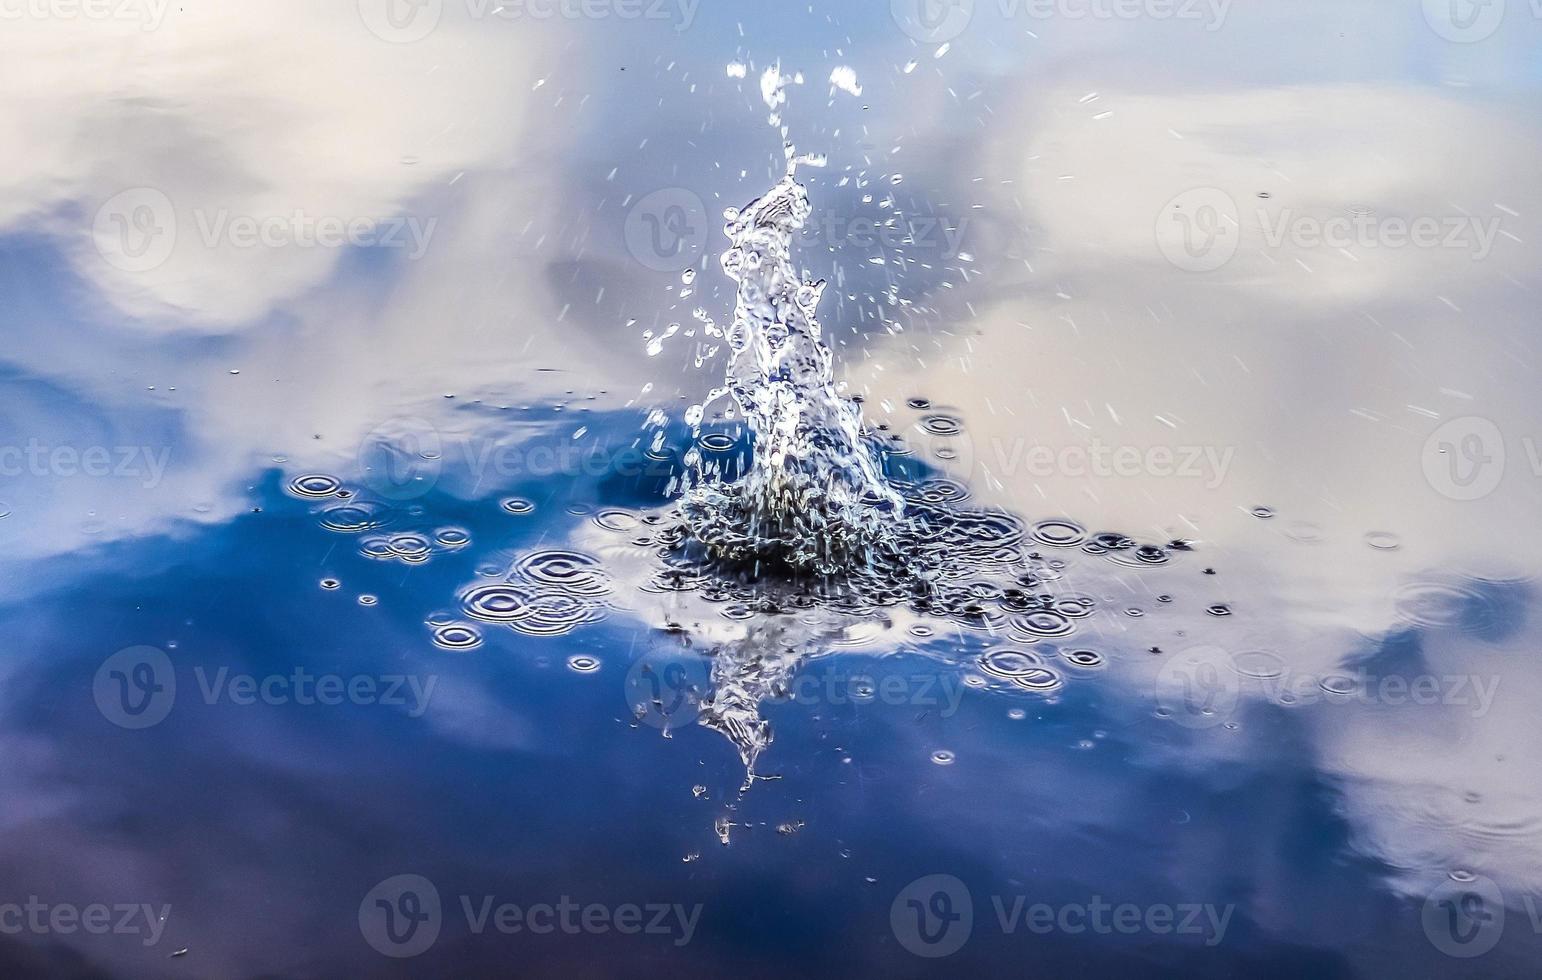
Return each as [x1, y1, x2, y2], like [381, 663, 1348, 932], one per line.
[2, 2, 1541, 977]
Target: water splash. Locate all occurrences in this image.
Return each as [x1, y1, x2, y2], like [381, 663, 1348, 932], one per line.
[680, 167, 906, 575]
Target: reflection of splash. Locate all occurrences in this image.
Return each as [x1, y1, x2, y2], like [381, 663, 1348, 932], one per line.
[696, 618, 838, 789]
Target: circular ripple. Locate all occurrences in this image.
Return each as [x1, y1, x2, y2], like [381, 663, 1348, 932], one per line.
[1013, 667, 1063, 693]
[435, 527, 471, 548]
[1053, 596, 1095, 619]
[388, 533, 434, 561]
[318, 500, 396, 532]
[462, 583, 542, 623]
[288, 474, 342, 498]
[594, 508, 642, 532]
[432, 624, 483, 650]
[1365, 531, 1402, 551]
[1011, 610, 1076, 638]
[918, 414, 963, 436]
[980, 649, 1044, 678]
[1061, 649, 1104, 669]
[512, 592, 606, 636]
[567, 655, 602, 673]
[501, 497, 535, 515]
[1393, 580, 1489, 630]
[514, 550, 610, 597]
[1031, 519, 1088, 548]
[696, 432, 738, 453]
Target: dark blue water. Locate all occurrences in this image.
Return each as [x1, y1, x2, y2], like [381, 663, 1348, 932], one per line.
[3, 2, 1542, 977]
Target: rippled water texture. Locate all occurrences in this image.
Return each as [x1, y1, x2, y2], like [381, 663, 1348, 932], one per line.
[4, 4, 1542, 978]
